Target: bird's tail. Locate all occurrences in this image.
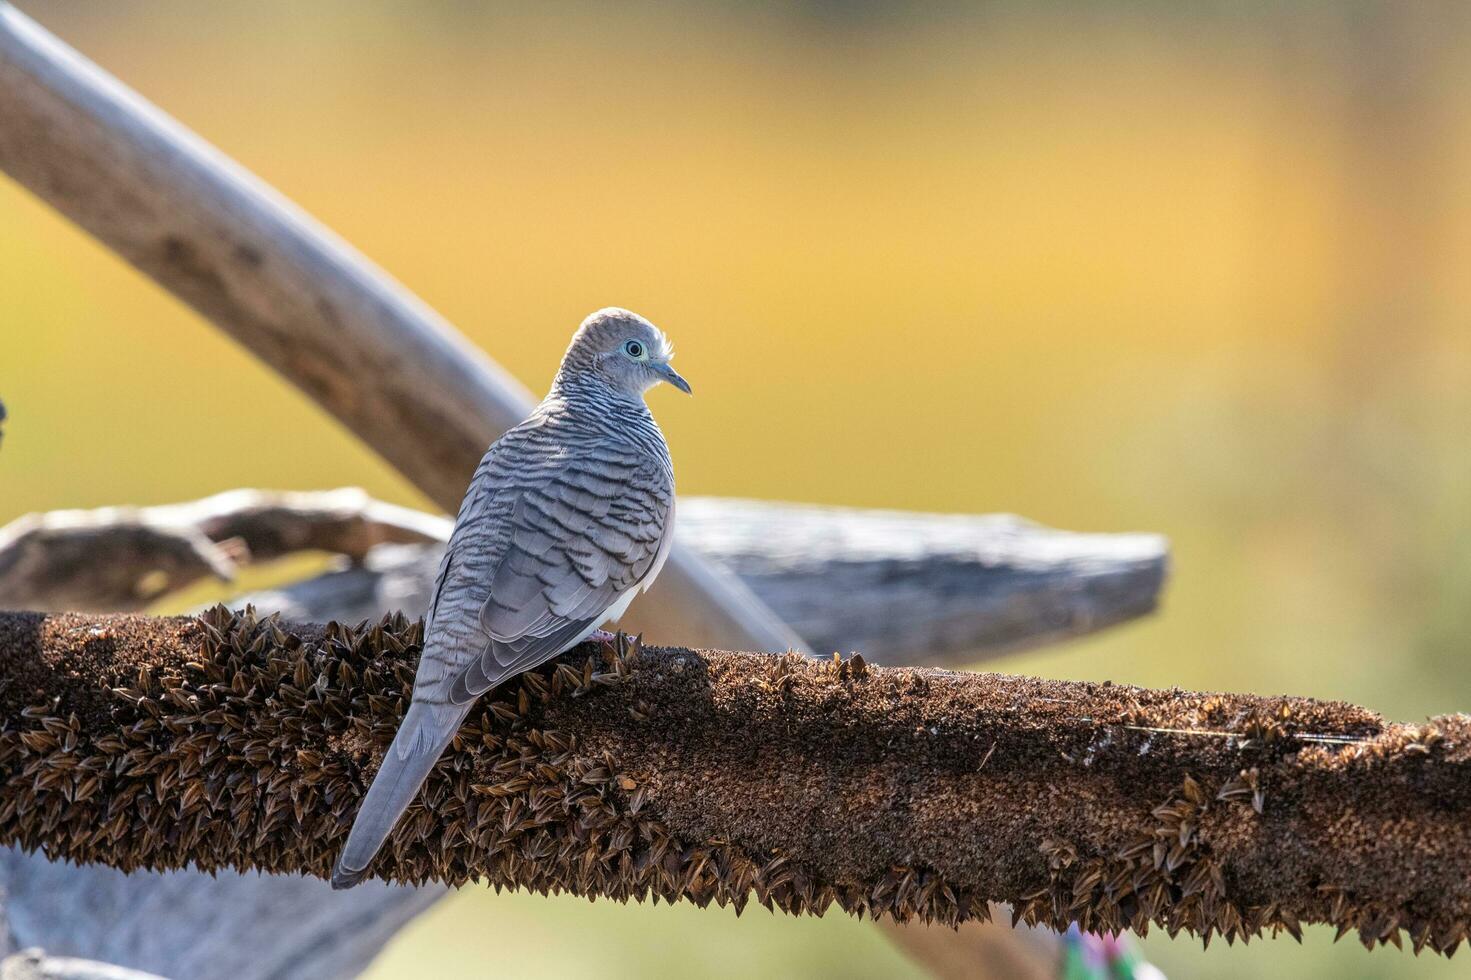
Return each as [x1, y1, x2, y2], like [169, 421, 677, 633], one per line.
[331, 700, 468, 889]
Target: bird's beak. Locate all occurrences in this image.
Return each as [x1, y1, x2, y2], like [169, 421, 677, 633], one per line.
[655, 362, 692, 394]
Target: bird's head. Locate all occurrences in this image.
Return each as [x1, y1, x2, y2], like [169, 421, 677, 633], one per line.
[557, 308, 692, 399]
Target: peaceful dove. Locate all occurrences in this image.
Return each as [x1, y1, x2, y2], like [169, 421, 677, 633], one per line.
[331, 308, 690, 888]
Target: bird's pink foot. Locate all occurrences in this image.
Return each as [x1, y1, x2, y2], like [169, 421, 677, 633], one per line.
[589, 628, 620, 658]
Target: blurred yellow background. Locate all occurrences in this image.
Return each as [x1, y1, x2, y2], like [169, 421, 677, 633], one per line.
[4, 2, 1471, 977]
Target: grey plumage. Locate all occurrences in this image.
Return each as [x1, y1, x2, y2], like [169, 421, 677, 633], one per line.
[331, 308, 690, 889]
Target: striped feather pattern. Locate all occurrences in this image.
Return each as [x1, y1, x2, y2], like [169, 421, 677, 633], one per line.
[332, 308, 679, 887]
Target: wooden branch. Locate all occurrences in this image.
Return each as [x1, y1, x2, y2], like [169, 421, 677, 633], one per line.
[675, 499, 1166, 662]
[0, 490, 1167, 664]
[1, 609, 1468, 957]
[0, 489, 449, 613]
[0, 3, 526, 508]
[0, 2, 799, 657]
[245, 506, 1164, 666]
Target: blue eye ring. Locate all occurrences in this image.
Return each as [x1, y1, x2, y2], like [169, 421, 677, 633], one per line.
[624, 340, 645, 358]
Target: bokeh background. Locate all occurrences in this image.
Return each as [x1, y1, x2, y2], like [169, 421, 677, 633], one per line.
[4, 2, 1471, 977]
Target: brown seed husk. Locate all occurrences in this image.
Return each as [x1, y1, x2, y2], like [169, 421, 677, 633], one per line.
[0, 608, 1469, 954]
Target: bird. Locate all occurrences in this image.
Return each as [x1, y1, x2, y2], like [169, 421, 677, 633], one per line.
[331, 307, 690, 889]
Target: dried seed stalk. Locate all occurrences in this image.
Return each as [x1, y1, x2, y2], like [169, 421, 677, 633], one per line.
[0, 609, 1467, 954]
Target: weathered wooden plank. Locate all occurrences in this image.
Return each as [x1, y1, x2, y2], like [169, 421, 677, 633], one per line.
[240, 499, 1167, 666]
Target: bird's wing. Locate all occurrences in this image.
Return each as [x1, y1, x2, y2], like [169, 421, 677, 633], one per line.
[428, 438, 672, 704]
[332, 427, 520, 887]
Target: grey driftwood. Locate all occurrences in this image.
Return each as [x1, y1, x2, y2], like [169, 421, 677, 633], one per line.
[0, 489, 1167, 666]
[0, 489, 449, 613]
[239, 496, 1167, 666]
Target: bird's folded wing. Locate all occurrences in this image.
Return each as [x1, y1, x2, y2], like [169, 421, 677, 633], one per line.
[444, 452, 671, 702]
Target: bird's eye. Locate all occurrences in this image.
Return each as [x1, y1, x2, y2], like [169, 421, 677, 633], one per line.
[623, 340, 645, 358]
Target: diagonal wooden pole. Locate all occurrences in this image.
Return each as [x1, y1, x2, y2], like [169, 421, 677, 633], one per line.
[0, 1, 801, 658]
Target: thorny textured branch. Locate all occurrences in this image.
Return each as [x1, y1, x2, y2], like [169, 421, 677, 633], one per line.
[1, 608, 1468, 956]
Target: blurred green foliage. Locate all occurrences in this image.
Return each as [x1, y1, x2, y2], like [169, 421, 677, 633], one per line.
[3, 3, 1470, 977]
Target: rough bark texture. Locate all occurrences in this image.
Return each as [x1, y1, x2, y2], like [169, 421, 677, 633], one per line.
[0, 2, 799, 657]
[0, 609, 1466, 955]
